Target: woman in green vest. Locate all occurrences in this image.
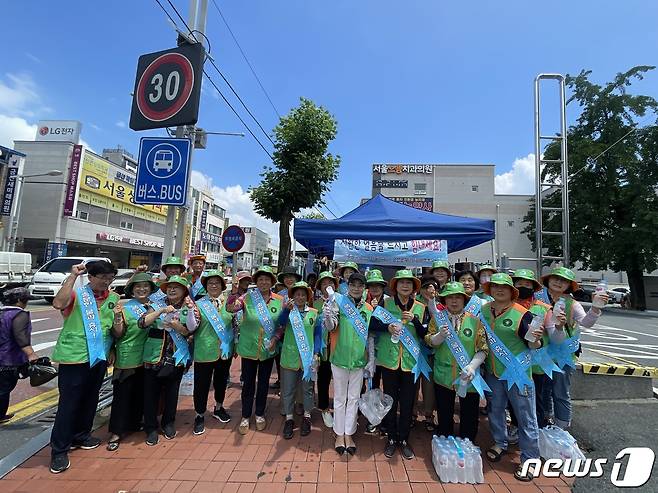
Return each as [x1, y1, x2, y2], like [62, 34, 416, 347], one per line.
[430, 260, 451, 293]
[372, 269, 427, 461]
[106, 272, 155, 451]
[539, 267, 607, 430]
[228, 265, 283, 435]
[272, 281, 321, 439]
[480, 273, 543, 482]
[192, 270, 234, 436]
[474, 265, 496, 301]
[49, 260, 121, 474]
[314, 271, 339, 429]
[424, 282, 488, 441]
[323, 272, 374, 456]
[337, 261, 359, 294]
[140, 275, 198, 446]
[455, 269, 479, 298]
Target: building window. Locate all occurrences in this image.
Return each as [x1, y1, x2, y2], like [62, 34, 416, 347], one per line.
[414, 182, 427, 196]
[89, 205, 108, 225]
[76, 210, 89, 221]
[507, 220, 515, 227]
[202, 201, 209, 211]
[120, 220, 134, 230]
[108, 211, 122, 228]
[472, 185, 479, 192]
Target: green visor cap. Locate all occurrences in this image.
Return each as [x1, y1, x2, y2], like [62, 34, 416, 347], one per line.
[162, 256, 185, 270]
[438, 281, 470, 301]
[201, 269, 226, 290]
[511, 268, 541, 289]
[365, 269, 387, 286]
[125, 272, 157, 297]
[339, 262, 359, 275]
[160, 274, 191, 293]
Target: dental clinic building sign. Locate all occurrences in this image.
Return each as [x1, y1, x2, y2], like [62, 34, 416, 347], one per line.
[334, 239, 447, 267]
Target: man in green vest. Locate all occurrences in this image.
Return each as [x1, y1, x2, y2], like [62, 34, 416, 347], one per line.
[480, 273, 543, 482]
[50, 260, 121, 474]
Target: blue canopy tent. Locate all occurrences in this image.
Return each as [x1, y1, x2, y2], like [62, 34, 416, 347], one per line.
[293, 194, 495, 257]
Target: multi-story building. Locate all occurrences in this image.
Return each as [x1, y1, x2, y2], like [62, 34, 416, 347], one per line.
[186, 188, 227, 269]
[371, 163, 534, 270]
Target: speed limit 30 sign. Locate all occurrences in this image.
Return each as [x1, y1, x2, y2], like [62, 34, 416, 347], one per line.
[129, 43, 205, 131]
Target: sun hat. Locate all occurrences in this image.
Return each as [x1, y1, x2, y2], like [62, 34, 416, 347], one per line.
[201, 269, 227, 291]
[339, 262, 359, 277]
[161, 256, 185, 272]
[511, 268, 542, 291]
[541, 266, 579, 293]
[477, 264, 497, 277]
[125, 272, 157, 298]
[253, 265, 277, 285]
[438, 281, 471, 303]
[389, 269, 421, 293]
[289, 281, 314, 302]
[188, 255, 206, 265]
[159, 275, 191, 293]
[277, 266, 302, 283]
[315, 271, 339, 291]
[365, 269, 387, 287]
[482, 272, 519, 300]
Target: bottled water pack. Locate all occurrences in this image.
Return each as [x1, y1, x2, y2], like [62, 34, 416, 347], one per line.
[431, 435, 484, 484]
[538, 426, 586, 461]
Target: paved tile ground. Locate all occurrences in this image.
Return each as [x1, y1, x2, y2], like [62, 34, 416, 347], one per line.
[3, 362, 573, 493]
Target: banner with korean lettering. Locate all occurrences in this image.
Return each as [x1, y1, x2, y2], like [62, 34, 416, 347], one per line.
[333, 239, 448, 267]
[1, 165, 19, 216]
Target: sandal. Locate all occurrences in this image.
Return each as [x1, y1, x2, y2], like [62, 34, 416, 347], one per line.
[485, 446, 507, 462]
[514, 463, 536, 482]
[106, 439, 120, 451]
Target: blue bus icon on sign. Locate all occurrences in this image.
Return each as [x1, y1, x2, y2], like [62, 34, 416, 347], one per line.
[146, 143, 182, 179]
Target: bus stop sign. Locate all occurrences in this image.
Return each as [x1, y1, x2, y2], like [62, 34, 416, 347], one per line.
[129, 43, 204, 131]
[135, 137, 191, 206]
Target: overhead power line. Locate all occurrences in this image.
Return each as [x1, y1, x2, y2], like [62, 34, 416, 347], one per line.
[209, 0, 281, 119]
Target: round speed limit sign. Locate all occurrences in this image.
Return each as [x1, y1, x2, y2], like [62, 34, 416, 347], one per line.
[130, 43, 204, 131]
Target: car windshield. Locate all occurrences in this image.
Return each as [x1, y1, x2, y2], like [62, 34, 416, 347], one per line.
[40, 258, 83, 273]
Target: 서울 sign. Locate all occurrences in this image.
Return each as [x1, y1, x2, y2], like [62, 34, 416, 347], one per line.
[372, 164, 434, 174]
[334, 238, 447, 267]
[96, 232, 164, 249]
[373, 179, 408, 188]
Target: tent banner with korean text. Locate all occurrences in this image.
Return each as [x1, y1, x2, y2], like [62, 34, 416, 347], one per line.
[333, 239, 447, 267]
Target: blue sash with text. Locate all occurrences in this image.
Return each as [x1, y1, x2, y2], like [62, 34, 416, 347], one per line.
[197, 297, 232, 358]
[77, 285, 107, 367]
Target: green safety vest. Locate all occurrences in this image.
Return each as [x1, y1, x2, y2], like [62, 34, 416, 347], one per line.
[375, 297, 426, 372]
[433, 312, 480, 392]
[482, 303, 530, 378]
[330, 299, 373, 370]
[52, 291, 120, 364]
[194, 298, 234, 363]
[474, 290, 494, 302]
[142, 305, 191, 365]
[528, 300, 551, 375]
[236, 292, 283, 361]
[314, 299, 330, 361]
[114, 302, 149, 369]
[280, 307, 318, 370]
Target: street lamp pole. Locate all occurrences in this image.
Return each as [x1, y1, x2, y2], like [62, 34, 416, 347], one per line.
[8, 170, 63, 252]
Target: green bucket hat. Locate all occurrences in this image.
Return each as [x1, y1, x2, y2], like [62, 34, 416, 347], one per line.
[541, 267, 579, 293]
[125, 272, 157, 298]
[289, 281, 314, 302]
[477, 264, 497, 277]
[430, 260, 452, 277]
[160, 274, 191, 293]
[438, 281, 471, 303]
[161, 256, 185, 271]
[511, 268, 542, 291]
[389, 269, 421, 293]
[365, 269, 387, 286]
[483, 272, 519, 300]
[315, 271, 339, 291]
[201, 269, 227, 291]
[253, 265, 277, 285]
[339, 262, 359, 277]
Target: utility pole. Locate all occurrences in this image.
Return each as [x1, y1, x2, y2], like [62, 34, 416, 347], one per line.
[161, 0, 208, 259]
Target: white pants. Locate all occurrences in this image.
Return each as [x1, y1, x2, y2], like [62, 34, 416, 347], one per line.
[331, 364, 364, 436]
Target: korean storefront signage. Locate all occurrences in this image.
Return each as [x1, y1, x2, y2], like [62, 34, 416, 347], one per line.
[373, 179, 408, 188]
[334, 238, 447, 267]
[96, 232, 164, 249]
[372, 164, 434, 174]
[63, 144, 83, 216]
[200, 230, 221, 245]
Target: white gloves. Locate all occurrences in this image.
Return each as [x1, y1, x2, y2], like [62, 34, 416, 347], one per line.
[460, 351, 486, 382]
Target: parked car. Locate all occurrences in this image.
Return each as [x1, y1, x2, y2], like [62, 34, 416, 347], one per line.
[573, 283, 597, 303]
[0, 252, 33, 292]
[110, 269, 137, 296]
[607, 287, 630, 304]
[28, 256, 110, 303]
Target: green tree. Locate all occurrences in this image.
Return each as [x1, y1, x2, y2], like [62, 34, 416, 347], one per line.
[300, 211, 326, 220]
[522, 66, 658, 309]
[250, 98, 340, 269]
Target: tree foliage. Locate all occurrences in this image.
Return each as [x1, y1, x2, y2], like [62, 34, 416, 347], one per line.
[250, 98, 340, 269]
[522, 66, 658, 309]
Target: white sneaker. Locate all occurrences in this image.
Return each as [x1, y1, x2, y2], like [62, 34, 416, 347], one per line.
[321, 411, 334, 428]
[238, 418, 250, 435]
[255, 415, 267, 431]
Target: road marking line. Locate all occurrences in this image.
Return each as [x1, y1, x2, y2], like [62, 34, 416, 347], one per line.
[593, 324, 658, 339]
[30, 318, 49, 323]
[33, 341, 57, 351]
[7, 387, 59, 415]
[31, 327, 62, 335]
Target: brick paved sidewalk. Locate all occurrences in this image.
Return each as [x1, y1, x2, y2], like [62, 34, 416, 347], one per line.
[2, 365, 573, 493]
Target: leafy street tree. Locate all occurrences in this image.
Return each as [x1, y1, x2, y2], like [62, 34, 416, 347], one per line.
[522, 66, 658, 310]
[250, 98, 340, 269]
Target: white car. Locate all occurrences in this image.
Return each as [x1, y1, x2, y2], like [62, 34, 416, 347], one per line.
[28, 256, 110, 303]
[607, 287, 630, 304]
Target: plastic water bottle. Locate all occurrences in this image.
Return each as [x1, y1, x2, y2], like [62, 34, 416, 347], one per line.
[326, 285, 336, 303]
[593, 279, 608, 308]
[456, 375, 468, 398]
[552, 297, 566, 325]
[390, 322, 402, 344]
[525, 313, 543, 342]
